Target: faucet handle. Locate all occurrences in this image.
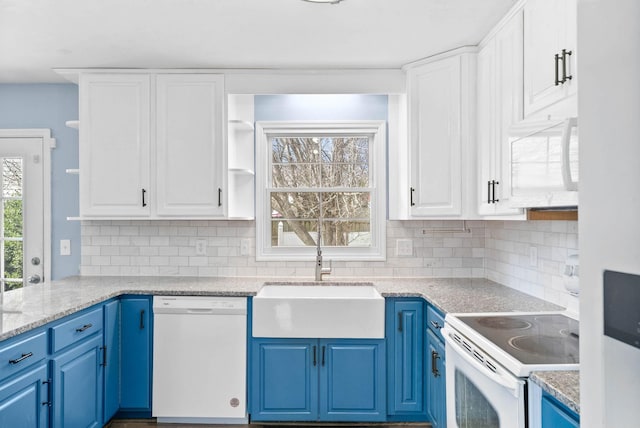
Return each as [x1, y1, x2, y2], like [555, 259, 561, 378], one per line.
[322, 259, 332, 274]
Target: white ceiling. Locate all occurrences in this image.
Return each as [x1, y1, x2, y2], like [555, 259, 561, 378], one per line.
[0, 0, 516, 83]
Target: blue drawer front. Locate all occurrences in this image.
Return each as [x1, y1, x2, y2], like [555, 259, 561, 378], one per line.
[426, 305, 445, 341]
[0, 330, 48, 382]
[50, 307, 103, 353]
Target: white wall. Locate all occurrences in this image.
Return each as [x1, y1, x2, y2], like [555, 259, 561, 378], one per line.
[578, 0, 640, 426]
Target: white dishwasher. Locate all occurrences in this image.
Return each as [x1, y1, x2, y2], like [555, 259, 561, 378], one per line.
[152, 296, 247, 424]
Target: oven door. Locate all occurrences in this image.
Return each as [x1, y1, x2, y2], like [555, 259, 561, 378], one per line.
[442, 327, 526, 428]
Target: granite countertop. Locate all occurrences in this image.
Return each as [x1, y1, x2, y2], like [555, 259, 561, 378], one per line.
[0, 275, 578, 412]
[530, 370, 580, 414]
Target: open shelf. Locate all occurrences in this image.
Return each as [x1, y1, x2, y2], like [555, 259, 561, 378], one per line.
[229, 167, 255, 176]
[228, 119, 254, 131]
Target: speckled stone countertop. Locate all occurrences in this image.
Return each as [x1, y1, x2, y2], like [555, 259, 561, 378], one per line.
[0, 275, 578, 410]
[530, 370, 580, 414]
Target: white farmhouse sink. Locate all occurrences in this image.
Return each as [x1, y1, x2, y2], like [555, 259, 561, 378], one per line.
[252, 283, 385, 339]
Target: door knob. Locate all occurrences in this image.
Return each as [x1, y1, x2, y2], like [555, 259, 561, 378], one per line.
[31, 257, 40, 266]
[27, 275, 41, 284]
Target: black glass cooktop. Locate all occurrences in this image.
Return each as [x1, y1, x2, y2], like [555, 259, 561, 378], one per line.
[457, 313, 579, 365]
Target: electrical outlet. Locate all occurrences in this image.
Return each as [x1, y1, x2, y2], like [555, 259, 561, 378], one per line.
[529, 246, 538, 267]
[60, 239, 71, 256]
[195, 239, 207, 256]
[396, 239, 413, 257]
[240, 238, 251, 256]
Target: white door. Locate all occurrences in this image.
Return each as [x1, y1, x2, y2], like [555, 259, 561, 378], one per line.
[0, 138, 44, 292]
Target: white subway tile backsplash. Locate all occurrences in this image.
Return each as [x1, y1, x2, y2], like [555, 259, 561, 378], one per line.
[80, 219, 574, 306]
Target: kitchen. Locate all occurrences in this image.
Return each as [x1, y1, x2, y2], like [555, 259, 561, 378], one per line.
[0, 0, 637, 427]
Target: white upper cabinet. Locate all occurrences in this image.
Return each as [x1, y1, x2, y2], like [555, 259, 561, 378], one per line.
[477, 10, 526, 218]
[523, 0, 577, 118]
[406, 50, 477, 218]
[155, 74, 225, 217]
[80, 74, 151, 217]
[79, 72, 225, 218]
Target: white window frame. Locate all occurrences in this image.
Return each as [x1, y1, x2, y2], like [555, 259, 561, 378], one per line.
[256, 121, 386, 261]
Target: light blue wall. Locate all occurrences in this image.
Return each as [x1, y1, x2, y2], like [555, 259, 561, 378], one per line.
[0, 84, 80, 280]
[255, 94, 388, 121]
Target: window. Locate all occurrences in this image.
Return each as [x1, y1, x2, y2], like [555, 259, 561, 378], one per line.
[256, 121, 386, 261]
[2, 157, 23, 290]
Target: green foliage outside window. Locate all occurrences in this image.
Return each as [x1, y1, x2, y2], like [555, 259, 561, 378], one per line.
[4, 199, 23, 290]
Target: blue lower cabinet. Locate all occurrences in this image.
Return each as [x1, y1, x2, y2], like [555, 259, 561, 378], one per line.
[250, 338, 385, 422]
[0, 363, 49, 428]
[320, 340, 386, 421]
[119, 296, 153, 416]
[51, 334, 104, 428]
[103, 299, 120, 423]
[386, 298, 426, 420]
[426, 329, 446, 428]
[250, 339, 318, 421]
[541, 393, 579, 428]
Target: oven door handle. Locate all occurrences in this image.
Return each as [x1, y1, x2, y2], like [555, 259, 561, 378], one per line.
[442, 327, 524, 398]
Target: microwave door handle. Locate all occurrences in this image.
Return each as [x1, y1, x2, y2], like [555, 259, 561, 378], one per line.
[441, 327, 524, 398]
[561, 117, 578, 191]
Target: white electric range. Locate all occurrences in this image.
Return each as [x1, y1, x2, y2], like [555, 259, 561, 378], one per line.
[443, 311, 579, 428]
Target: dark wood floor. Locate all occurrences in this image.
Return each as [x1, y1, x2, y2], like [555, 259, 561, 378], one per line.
[106, 420, 431, 428]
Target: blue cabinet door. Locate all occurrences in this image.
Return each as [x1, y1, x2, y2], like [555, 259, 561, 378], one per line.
[426, 329, 446, 428]
[103, 299, 120, 423]
[51, 334, 103, 428]
[120, 296, 152, 414]
[0, 363, 49, 428]
[541, 393, 579, 428]
[320, 340, 386, 422]
[250, 339, 318, 421]
[386, 299, 425, 417]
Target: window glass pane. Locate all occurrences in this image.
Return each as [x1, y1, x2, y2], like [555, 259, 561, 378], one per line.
[273, 164, 320, 188]
[320, 137, 368, 164]
[321, 192, 370, 219]
[321, 164, 369, 187]
[271, 192, 320, 220]
[454, 369, 499, 428]
[4, 240, 23, 281]
[270, 219, 319, 247]
[3, 158, 22, 197]
[271, 137, 320, 164]
[4, 199, 23, 238]
[321, 220, 370, 247]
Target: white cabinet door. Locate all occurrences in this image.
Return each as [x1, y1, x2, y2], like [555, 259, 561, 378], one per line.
[477, 39, 498, 216]
[80, 74, 151, 217]
[408, 55, 463, 217]
[477, 10, 525, 218]
[156, 74, 225, 217]
[523, 0, 577, 118]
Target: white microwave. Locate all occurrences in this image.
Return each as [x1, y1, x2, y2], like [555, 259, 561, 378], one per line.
[509, 117, 578, 208]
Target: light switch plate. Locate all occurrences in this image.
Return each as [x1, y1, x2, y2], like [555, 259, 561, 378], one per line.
[195, 239, 207, 256]
[60, 239, 71, 256]
[396, 239, 413, 257]
[240, 239, 251, 256]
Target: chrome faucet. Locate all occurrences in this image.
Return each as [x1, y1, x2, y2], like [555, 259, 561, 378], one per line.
[315, 229, 332, 281]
